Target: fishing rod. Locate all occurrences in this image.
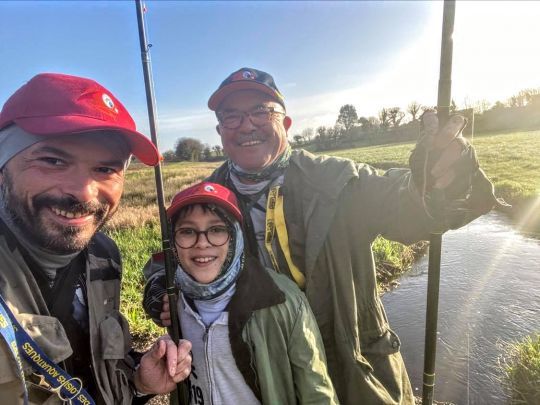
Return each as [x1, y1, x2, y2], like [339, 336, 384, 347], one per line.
[422, 1, 456, 404]
[134, 1, 188, 404]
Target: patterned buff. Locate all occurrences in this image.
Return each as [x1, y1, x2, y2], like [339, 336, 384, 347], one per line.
[228, 145, 292, 183]
[175, 221, 244, 301]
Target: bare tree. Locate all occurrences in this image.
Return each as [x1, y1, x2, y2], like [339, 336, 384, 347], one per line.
[315, 126, 329, 150]
[407, 101, 422, 121]
[379, 108, 390, 129]
[474, 99, 491, 114]
[213, 145, 223, 156]
[387, 107, 405, 128]
[202, 145, 213, 161]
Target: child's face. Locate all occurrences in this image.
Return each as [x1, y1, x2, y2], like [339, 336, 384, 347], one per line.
[173, 205, 230, 284]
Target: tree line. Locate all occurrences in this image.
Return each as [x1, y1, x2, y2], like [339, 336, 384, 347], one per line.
[164, 87, 540, 161]
[162, 138, 225, 163]
[293, 87, 540, 152]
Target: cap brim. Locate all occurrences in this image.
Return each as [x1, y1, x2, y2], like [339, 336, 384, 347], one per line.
[208, 81, 284, 111]
[13, 115, 160, 166]
[167, 194, 243, 223]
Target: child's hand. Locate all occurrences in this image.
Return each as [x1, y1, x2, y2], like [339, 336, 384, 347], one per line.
[160, 293, 172, 327]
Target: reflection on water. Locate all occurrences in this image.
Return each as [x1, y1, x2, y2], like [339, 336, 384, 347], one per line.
[382, 212, 540, 404]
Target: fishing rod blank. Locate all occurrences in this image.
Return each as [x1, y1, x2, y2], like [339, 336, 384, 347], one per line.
[134, 1, 188, 404]
[422, 1, 456, 404]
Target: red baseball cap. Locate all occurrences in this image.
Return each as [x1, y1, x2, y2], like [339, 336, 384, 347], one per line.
[0, 73, 160, 166]
[167, 182, 243, 223]
[208, 67, 285, 111]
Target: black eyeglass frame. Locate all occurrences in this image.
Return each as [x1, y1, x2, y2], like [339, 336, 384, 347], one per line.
[173, 225, 231, 249]
[216, 105, 285, 130]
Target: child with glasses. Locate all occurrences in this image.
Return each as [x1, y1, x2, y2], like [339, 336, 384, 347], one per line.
[144, 182, 337, 404]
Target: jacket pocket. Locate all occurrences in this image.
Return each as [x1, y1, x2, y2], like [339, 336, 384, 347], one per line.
[361, 328, 401, 356]
[98, 310, 133, 404]
[357, 327, 401, 375]
[99, 310, 131, 359]
[17, 313, 72, 369]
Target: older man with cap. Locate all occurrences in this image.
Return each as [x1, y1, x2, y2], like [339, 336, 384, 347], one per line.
[144, 68, 499, 404]
[0, 73, 191, 404]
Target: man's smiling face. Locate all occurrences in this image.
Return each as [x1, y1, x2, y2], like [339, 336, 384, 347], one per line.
[0, 132, 128, 253]
[216, 90, 291, 173]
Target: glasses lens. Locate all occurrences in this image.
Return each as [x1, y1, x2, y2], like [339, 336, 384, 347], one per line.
[249, 109, 272, 126]
[219, 112, 242, 129]
[206, 226, 230, 246]
[175, 228, 197, 249]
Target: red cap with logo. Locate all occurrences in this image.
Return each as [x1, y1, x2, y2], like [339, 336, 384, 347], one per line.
[0, 73, 160, 166]
[167, 182, 243, 223]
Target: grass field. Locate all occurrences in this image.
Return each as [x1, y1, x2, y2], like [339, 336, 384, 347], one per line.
[110, 129, 540, 341]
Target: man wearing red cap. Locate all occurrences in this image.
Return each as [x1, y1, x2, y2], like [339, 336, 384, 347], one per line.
[145, 68, 500, 404]
[0, 73, 191, 404]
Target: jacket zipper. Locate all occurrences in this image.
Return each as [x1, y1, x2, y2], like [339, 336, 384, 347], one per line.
[203, 325, 214, 405]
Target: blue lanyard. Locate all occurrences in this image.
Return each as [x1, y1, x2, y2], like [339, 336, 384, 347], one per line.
[0, 294, 95, 405]
[0, 296, 28, 404]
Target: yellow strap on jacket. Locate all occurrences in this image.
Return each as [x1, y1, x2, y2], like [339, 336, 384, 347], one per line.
[265, 186, 306, 289]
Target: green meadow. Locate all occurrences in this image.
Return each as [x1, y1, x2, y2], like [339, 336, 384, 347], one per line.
[109, 130, 540, 341]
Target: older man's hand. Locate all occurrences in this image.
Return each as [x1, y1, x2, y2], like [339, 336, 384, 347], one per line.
[410, 111, 478, 199]
[134, 335, 192, 395]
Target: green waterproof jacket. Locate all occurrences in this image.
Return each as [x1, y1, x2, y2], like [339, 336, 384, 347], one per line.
[207, 149, 451, 404]
[235, 257, 338, 404]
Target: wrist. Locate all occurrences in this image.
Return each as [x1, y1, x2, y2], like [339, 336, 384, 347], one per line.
[132, 365, 150, 397]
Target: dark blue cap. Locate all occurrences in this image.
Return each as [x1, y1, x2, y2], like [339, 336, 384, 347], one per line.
[208, 67, 285, 111]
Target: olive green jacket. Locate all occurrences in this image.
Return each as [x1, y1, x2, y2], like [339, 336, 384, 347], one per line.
[0, 223, 136, 405]
[236, 259, 338, 404]
[208, 149, 444, 404]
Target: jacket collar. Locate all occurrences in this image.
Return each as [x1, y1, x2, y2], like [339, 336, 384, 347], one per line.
[229, 254, 285, 315]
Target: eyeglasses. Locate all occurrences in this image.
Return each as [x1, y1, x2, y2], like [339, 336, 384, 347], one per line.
[174, 225, 231, 249]
[216, 105, 285, 130]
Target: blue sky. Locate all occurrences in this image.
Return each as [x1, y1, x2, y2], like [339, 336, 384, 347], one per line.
[1, 1, 539, 151]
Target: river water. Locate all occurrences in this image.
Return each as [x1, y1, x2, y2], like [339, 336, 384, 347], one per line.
[382, 211, 540, 404]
